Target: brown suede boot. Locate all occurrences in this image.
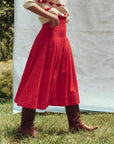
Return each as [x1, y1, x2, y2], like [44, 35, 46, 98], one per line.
[65, 105, 98, 132]
[20, 107, 41, 138]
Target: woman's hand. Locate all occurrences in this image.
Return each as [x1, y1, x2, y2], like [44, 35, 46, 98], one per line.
[66, 17, 69, 23]
[27, 5, 60, 28]
[49, 15, 60, 28]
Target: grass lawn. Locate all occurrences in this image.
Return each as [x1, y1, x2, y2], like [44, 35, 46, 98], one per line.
[0, 99, 114, 144]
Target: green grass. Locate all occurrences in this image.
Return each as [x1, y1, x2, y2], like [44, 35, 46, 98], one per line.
[0, 99, 114, 144]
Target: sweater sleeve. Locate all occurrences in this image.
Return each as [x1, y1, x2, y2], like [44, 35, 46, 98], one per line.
[23, 0, 51, 12]
[24, 0, 59, 16]
[23, 0, 38, 9]
[23, 0, 50, 10]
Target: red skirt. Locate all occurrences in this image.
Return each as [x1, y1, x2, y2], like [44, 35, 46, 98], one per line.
[14, 16, 80, 110]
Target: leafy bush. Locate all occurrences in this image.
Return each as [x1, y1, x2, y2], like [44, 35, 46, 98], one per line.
[0, 0, 14, 61]
[0, 70, 13, 99]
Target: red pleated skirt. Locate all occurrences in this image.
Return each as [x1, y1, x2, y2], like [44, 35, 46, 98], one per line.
[14, 16, 80, 110]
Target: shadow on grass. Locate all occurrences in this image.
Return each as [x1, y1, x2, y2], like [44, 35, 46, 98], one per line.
[6, 125, 69, 142]
[6, 127, 38, 143]
[6, 127, 26, 143]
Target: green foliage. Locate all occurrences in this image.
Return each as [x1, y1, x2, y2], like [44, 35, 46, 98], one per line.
[0, 0, 14, 61]
[0, 70, 13, 99]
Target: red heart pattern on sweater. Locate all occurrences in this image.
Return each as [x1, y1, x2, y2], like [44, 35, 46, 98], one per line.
[37, 0, 42, 3]
[56, 4, 61, 7]
[49, 2, 54, 5]
[45, 7, 51, 11]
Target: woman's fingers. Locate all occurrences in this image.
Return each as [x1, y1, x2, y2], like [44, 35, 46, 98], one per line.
[50, 16, 60, 28]
[66, 17, 69, 23]
[50, 20, 59, 28]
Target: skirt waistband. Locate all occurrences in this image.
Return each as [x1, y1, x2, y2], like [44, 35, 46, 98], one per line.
[41, 16, 67, 38]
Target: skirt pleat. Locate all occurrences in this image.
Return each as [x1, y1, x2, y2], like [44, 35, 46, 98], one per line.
[14, 16, 80, 110]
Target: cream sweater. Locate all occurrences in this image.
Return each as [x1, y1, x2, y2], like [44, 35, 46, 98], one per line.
[24, 0, 69, 24]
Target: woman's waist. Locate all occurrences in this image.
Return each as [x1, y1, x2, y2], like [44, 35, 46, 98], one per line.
[39, 16, 67, 38]
[39, 15, 67, 25]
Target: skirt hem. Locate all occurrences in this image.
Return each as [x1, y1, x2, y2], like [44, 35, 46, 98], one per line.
[15, 95, 80, 110]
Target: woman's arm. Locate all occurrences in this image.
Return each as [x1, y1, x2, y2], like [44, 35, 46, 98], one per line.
[27, 5, 60, 28]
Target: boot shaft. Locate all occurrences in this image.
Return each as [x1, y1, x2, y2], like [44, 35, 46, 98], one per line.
[65, 105, 81, 127]
[20, 107, 36, 128]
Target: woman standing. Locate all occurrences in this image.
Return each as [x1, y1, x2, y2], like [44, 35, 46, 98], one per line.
[14, 0, 98, 137]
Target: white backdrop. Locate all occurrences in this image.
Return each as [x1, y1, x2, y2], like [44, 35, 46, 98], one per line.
[13, 0, 114, 113]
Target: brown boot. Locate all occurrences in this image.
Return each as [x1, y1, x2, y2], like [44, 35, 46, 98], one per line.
[65, 105, 98, 132]
[20, 107, 41, 138]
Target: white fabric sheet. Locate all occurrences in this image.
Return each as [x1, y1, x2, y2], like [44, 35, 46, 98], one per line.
[13, 0, 114, 113]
